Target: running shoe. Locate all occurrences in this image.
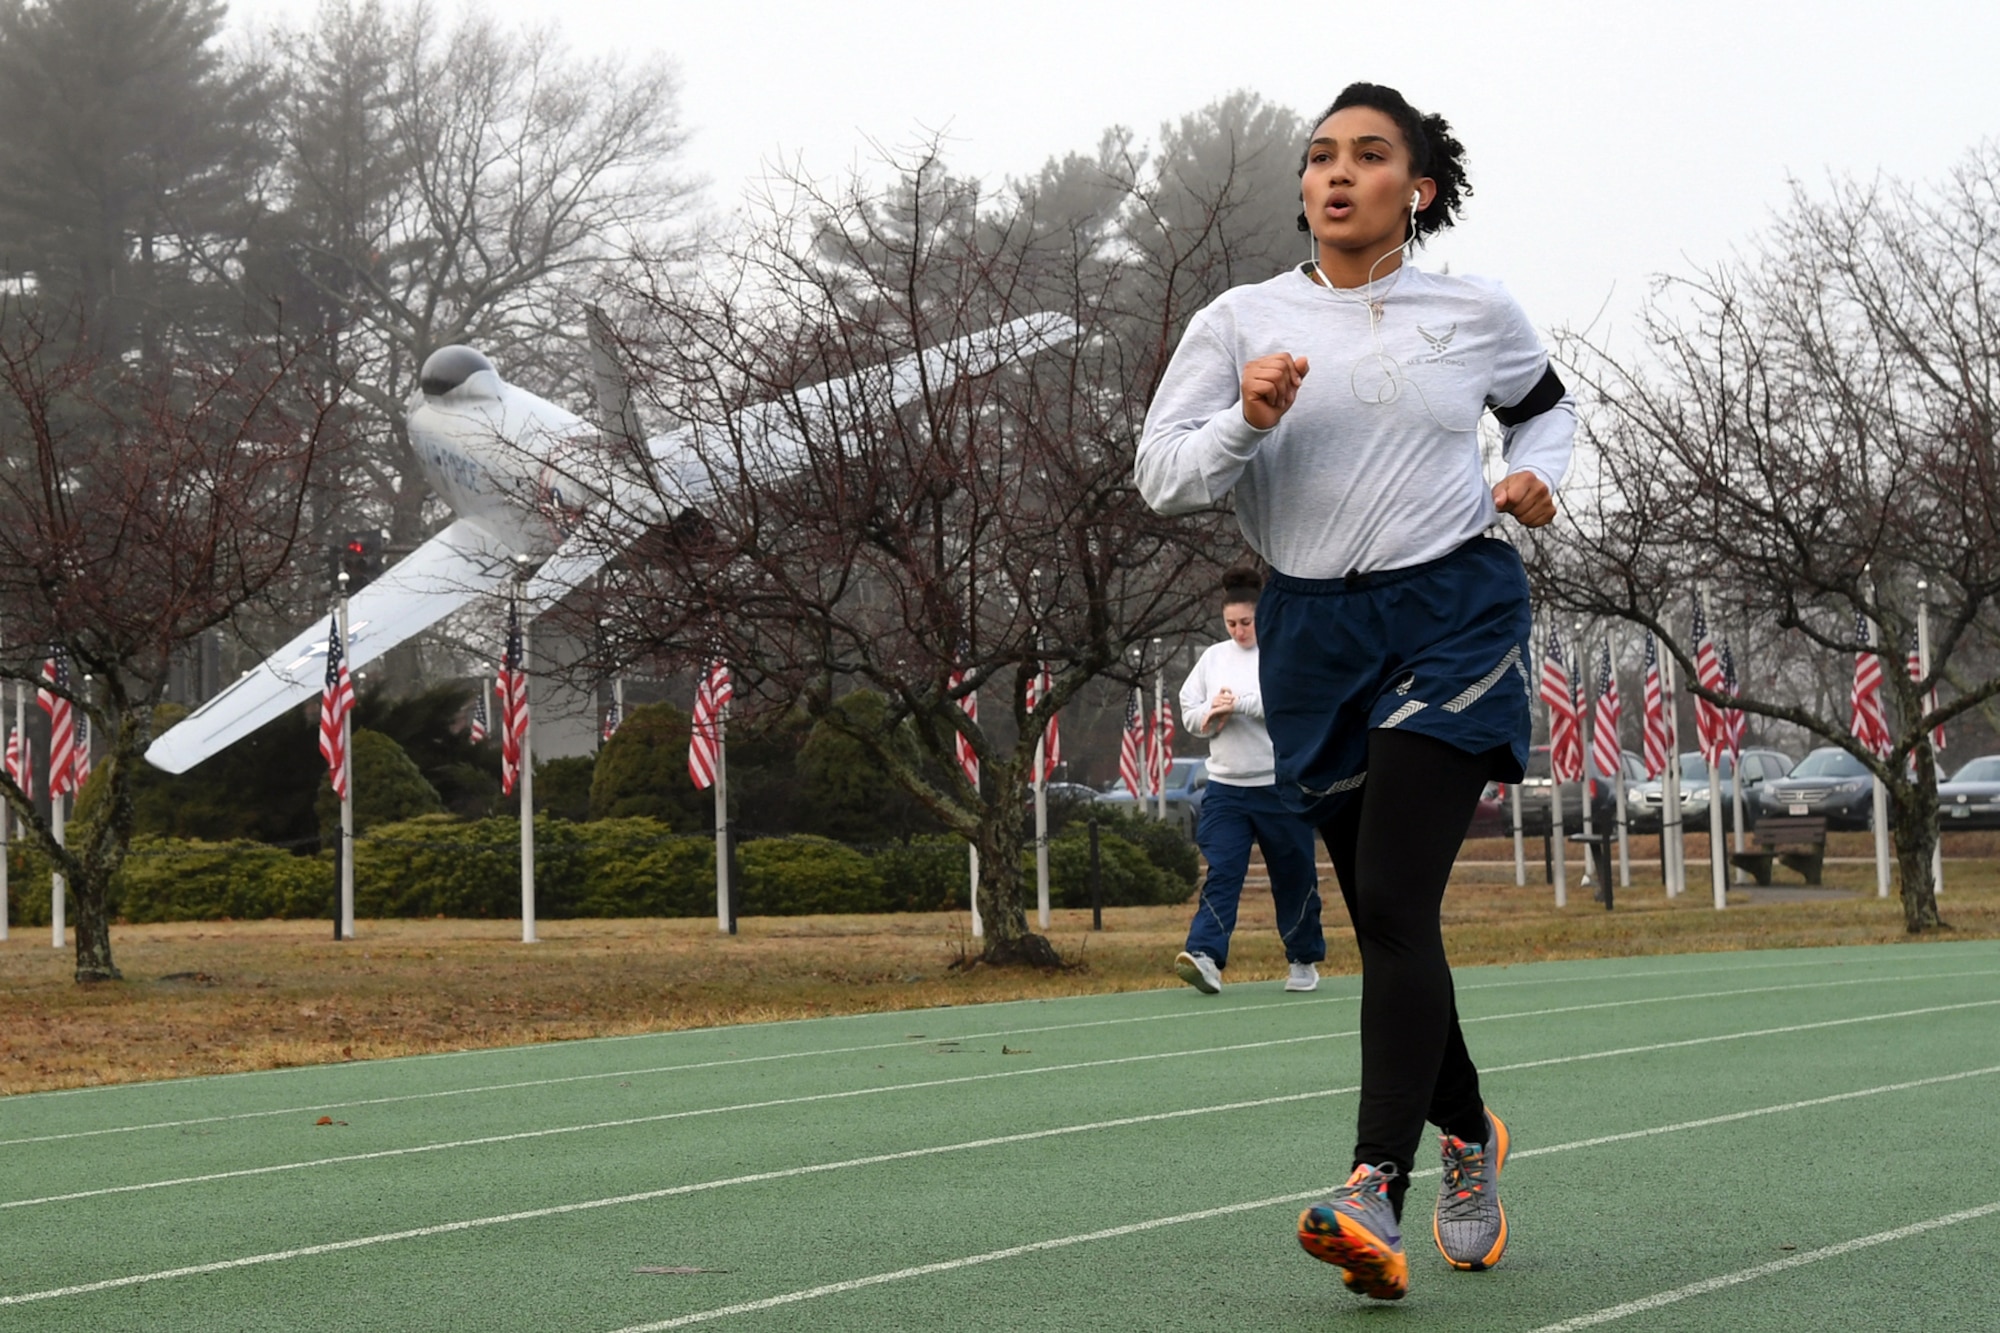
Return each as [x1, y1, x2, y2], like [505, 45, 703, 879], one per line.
[1174, 950, 1222, 994]
[1297, 1163, 1407, 1300]
[1433, 1108, 1510, 1271]
[1284, 962, 1320, 992]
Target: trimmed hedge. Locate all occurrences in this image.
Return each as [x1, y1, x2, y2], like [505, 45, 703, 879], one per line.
[0, 819, 1194, 926]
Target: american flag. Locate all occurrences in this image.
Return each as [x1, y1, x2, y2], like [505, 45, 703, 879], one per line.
[497, 603, 529, 796]
[1149, 692, 1176, 793]
[5, 725, 29, 799]
[73, 711, 92, 788]
[950, 654, 978, 790]
[38, 648, 76, 798]
[1540, 624, 1583, 782]
[1691, 604, 1728, 769]
[1119, 687, 1148, 798]
[601, 695, 622, 743]
[1720, 639, 1746, 758]
[1906, 630, 1945, 752]
[1026, 665, 1060, 782]
[317, 616, 355, 799]
[468, 691, 488, 744]
[688, 658, 732, 790]
[1590, 641, 1623, 781]
[1641, 634, 1671, 778]
[1850, 611, 1891, 756]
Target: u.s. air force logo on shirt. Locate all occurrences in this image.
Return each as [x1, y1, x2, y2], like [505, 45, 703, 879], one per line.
[1413, 323, 1465, 367]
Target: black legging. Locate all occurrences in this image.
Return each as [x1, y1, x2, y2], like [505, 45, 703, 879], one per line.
[1318, 729, 1497, 1209]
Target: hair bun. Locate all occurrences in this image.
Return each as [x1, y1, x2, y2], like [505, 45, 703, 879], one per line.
[1221, 565, 1264, 598]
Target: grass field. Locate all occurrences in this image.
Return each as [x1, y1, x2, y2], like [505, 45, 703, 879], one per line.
[3, 939, 1997, 1329]
[3, 835, 1996, 1095]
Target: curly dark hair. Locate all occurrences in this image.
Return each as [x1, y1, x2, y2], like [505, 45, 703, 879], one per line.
[1297, 82, 1471, 246]
[1220, 565, 1264, 606]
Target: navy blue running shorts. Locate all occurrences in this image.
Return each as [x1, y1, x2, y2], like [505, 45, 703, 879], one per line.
[1257, 536, 1533, 821]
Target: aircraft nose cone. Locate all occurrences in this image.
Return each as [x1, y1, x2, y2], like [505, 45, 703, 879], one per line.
[420, 345, 497, 397]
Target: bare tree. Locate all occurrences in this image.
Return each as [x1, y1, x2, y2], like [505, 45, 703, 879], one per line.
[0, 303, 343, 980]
[247, 0, 695, 650]
[564, 108, 1304, 962]
[1528, 144, 2000, 932]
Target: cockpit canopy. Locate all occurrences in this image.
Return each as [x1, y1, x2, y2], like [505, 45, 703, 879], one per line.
[419, 346, 497, 397]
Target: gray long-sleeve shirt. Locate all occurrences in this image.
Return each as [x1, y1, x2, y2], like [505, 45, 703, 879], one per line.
[1134, 264, 1575, 578]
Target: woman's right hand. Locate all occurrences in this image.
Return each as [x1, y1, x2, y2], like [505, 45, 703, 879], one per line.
[1241, 353, 1309, 430]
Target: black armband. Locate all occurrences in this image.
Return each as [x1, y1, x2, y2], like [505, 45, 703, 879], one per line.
[1491, 365, 1567, 428]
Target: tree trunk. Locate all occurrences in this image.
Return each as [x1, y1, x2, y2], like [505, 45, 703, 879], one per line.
[971, 795, 1061, 968]
[1886, 775, 1945, 934]
[68, 866, 122, 982]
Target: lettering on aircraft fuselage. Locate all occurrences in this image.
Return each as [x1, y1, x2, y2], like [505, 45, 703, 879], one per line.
[420, 439, 488, 505]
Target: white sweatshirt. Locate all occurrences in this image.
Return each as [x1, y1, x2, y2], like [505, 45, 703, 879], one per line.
[1179, 638, 1273, 787]
[1134, 264, 1575, 578]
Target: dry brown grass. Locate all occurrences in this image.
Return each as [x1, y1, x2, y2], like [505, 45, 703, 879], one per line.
[4, 849, 1995, 1097]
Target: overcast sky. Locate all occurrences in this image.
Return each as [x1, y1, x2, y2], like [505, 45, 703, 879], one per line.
[234, 0, 1997, 346]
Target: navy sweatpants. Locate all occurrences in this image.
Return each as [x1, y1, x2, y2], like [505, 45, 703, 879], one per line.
[1183, 781, 1324, 969]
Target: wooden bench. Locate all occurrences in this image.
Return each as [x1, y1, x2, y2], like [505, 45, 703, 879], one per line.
[1730, 817, 1827, 886]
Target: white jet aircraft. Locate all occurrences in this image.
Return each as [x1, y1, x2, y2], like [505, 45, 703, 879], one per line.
[144, 310, 1079, 774]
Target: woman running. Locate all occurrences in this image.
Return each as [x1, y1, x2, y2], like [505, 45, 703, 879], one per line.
[1172, 565, 1325, 996]
[1134, 82, 1573, 1301]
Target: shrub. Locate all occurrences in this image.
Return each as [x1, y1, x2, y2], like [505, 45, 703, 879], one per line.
[117, 838, 331, 921]
[1092, 806, 1203, 887]
[739, 836, 884, 915]
[873, 835, 971, 913]
[533, 755, 597, 823]
[1024, 826, 1193, 909]
[316, 729, 443, 843]
[570, 818, 713, 917]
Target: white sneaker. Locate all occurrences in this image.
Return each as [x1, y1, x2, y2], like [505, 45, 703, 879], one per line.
[1174, 951, 1222, 994]
[1285, 963, 1320, 992]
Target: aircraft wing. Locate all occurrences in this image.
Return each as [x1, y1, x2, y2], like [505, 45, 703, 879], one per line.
[145, 517, 517, 774]
[519, 311, 1082, 612]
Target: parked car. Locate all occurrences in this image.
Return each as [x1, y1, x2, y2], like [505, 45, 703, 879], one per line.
[1755, 746, 1875, 830]
[1513, 745, 1647, 837]
[1098, 757, 1208, 833]
[1937, 755, 2000, 829]
[1628, 748, 1795, 833]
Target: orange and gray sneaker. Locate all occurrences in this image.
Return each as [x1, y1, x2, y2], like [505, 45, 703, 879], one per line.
[1297, 1163, 1408, 1300]
[1433, 1108, 1510, 1270]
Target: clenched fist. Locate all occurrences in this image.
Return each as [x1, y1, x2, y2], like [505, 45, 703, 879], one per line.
[1241, 353, 1310, 430]
[1492, 471, 1556, 527]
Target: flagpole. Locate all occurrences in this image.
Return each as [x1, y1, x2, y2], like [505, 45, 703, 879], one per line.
[1659, 637, 1685, 898]
[1861, 590, 1892, 899]
[1033, 676, 1050, 931]
[1700, 590, 1728, 910]
[1608, 630, 1631, 889]
[1576, 622, 1595, 892]
[1918, 583, 1942, 897]
[49, 662, 64, 948]
[1730, 627, 1748, 884]
[1547, 622, 1566, 908]
[337, 576, 356, 941]
[1509, 779, 1525, 886]
[516, 585, 537, 944]
[714, 701, 732, 935]
[1152, 640, 1166, 822]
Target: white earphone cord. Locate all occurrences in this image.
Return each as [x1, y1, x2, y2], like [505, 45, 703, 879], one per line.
[1305, 195, 1479, 435]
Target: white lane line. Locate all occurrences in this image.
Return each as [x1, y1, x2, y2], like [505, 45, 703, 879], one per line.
[7, 976, 1992, 1200]
[603, 1064, 2000, 1331]
[14, 944, 1986, 1108]
[13, 963, 1991, 1149]
[6, 1019, 1998, 1307]
[1524, 1200, 2000, 1331]
[13, 985, 1995, 1211]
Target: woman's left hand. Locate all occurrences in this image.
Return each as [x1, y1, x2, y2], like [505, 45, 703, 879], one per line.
[1493, 471, 1555, 527]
